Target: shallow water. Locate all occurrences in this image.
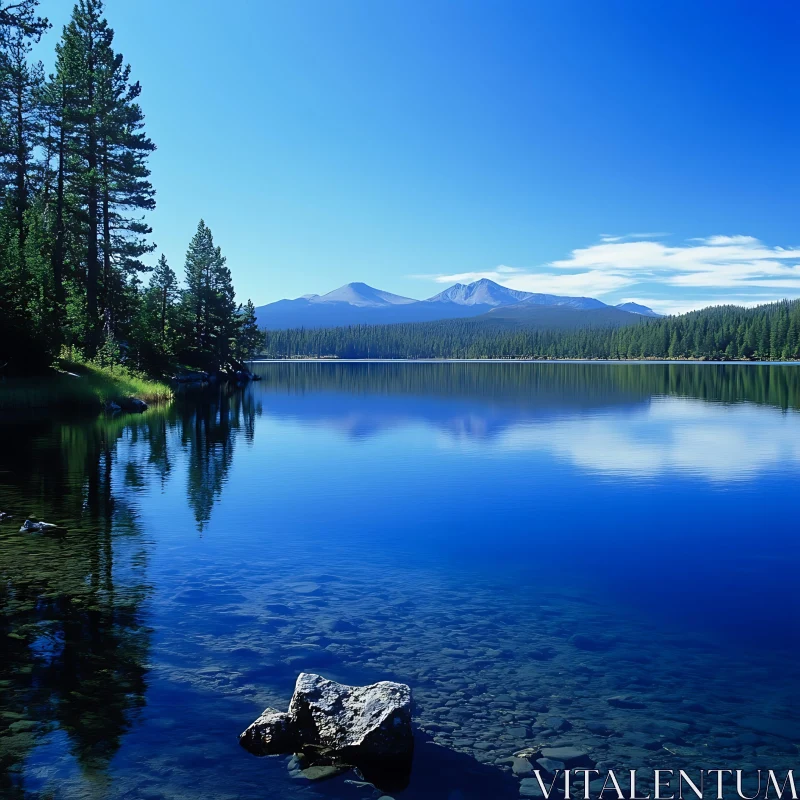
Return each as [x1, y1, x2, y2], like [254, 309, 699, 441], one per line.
[0, 362, 798, 799]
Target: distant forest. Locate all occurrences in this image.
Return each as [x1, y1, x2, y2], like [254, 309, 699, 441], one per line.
[0, 0, 262, 376]
[262, 300, 800, 361]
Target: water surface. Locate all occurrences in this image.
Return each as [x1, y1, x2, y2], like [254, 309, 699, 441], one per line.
[1, 362, 798, 799]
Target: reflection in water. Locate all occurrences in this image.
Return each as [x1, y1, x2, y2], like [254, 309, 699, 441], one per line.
[0, 386, 260, 796]
[0, 417, 151, 796]
[180, 384, 259, 530]
[0, 363, 798, 799]
[456, 399, 800, 480]
[253, 362, 800, 480]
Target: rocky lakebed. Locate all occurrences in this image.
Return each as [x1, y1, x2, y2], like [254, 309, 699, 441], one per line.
[125, 549, 798, 800]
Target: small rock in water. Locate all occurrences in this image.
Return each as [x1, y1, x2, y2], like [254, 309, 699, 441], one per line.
[569, 634, 615, 651]
[301, 764, 350, 781]
[539, 746, 591, 767]
[511, 757, 535, 776]
[607, 695, 645, 709]
[118, 397, 148, 412]
[19, 519, 65, 533]
[290, 582, 321, 595]
[536, 757, 565, 774]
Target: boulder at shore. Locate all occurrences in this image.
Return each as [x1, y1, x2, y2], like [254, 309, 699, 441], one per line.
[240, 672, 413, 789]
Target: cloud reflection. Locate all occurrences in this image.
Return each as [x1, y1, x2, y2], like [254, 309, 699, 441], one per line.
[470, 398, 800, 481]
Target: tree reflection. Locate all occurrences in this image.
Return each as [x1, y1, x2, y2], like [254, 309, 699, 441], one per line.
[0, 384, 262, 794]
[180, 383, 259, 530]
[0, 415, 154, 793]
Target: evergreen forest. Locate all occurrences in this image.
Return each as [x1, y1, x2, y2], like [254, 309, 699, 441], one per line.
[262, 300, 800, 361]
[0, 0, 263, 377]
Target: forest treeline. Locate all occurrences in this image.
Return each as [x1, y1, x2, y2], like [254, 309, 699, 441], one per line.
[0, 0, 263, 376]
[263, 300, 800, 362]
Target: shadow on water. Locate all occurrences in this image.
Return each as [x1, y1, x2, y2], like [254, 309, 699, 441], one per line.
[296, 732, 520, 799]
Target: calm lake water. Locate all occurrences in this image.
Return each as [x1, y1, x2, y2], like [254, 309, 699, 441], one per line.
[1, 362, 798, 800]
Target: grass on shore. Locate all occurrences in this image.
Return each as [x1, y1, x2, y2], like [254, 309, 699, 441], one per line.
[0, 360, 173, 412]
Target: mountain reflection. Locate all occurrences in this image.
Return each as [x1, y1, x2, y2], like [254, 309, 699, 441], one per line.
[252, 362, 800, 479]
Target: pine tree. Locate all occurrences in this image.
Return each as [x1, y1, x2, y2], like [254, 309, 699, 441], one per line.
[182, 219, 236, 369]
[44, 0, 155, 358]
[0, 1, 48, 42]
[96, 32, 155, 342]
[54, 0, 111, 351]
[234, 299, 264, 360]
[0, 28, 44, 247]
[148, 254, 177, 347]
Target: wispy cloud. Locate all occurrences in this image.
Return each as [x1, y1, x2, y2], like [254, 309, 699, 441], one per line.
[427, 268, 632, 297]
[412, 234, 800, 313]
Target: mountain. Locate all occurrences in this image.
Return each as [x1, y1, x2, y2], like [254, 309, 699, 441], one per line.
[312, 282, 416, 307]
[514, 293, 607, 311]
[254, 278, 659, 330]
[427, 279, 531, 306]
[615, 302, 662, 317]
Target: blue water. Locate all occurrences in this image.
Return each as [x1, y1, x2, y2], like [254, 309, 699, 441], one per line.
[1, 362, 798, 799]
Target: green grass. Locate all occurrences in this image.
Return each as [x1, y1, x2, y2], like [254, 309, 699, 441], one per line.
[0, 360, 173, 412]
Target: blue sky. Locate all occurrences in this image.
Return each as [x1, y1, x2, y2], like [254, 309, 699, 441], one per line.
[36, 0, 800, 313]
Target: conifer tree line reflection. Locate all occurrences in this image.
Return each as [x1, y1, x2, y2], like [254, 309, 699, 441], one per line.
[0, 383, 260, 794]
[252, 361, 800, 412]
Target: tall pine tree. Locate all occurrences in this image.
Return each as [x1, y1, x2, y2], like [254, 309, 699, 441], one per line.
[182, 219, 236, 370]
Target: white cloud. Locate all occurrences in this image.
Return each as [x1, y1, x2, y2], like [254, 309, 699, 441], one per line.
[551, 235, 800, 275]
[413, 233, 800, 312]
[430, 268, 633, 297]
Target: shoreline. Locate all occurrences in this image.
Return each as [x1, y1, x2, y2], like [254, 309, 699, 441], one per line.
[0, 361, 173, 413]
[250, 358, 800, 365]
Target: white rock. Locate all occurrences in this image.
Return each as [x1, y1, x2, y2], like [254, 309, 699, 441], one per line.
[239, 708, 296, 756]
[239, 672, 414, 764]
[289, 672, 413, 759]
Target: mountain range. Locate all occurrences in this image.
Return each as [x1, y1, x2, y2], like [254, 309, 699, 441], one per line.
[254, 279, 660, 330]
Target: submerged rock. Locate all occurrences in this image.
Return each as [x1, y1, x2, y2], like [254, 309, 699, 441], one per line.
[20, 519, 65, 533]
[119, 397, 148, 412]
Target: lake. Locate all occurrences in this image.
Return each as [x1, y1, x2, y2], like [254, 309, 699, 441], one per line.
[1, 362, 798, 800]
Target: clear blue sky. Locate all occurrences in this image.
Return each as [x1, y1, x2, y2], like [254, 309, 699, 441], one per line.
[36, 0, 800, 313]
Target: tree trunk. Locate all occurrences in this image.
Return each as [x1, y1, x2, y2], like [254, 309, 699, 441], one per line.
[161, 287, 167, 346]
[86, 43, 100, 353]
[14, 78, 26, 251]
[101, 141, 112, 339]
[51, 86, 66, 317]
